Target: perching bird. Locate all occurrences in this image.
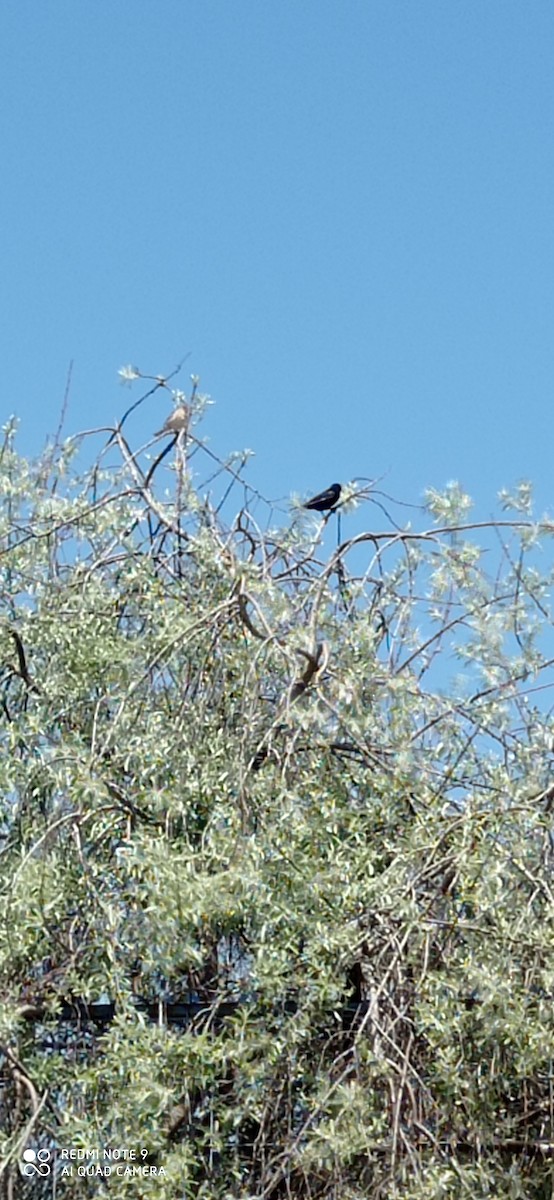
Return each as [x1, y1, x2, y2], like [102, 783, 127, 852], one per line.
[155, 405, 190, 437]
[303, 483, 342, 512]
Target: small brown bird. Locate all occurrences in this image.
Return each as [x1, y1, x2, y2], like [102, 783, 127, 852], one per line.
[155, 405, 190, 437]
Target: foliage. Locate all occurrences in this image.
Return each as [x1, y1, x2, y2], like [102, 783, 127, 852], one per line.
[1, 375, 554, 1198]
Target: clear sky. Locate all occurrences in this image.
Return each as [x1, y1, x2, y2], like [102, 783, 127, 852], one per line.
[2, 1, 553, 521]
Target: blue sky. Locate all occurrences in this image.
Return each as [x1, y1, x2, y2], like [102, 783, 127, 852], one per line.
[2, 1, 553, 521]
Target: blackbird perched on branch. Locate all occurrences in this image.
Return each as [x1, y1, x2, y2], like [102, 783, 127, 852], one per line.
[303, 483, 342, 513]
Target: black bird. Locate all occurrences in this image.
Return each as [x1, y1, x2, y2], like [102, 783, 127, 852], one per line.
[303, 483, 342, 513]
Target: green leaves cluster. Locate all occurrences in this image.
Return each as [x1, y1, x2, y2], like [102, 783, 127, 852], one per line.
[1, 415, 554, 1198]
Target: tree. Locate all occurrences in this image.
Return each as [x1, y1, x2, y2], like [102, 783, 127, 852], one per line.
[1, 373, 554, 1199]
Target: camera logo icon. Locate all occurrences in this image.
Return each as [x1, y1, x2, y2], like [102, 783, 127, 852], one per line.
[20, 1148, 51, 1177]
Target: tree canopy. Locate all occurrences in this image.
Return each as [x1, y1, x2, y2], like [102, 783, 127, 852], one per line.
[2, 374, 554, 1199]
